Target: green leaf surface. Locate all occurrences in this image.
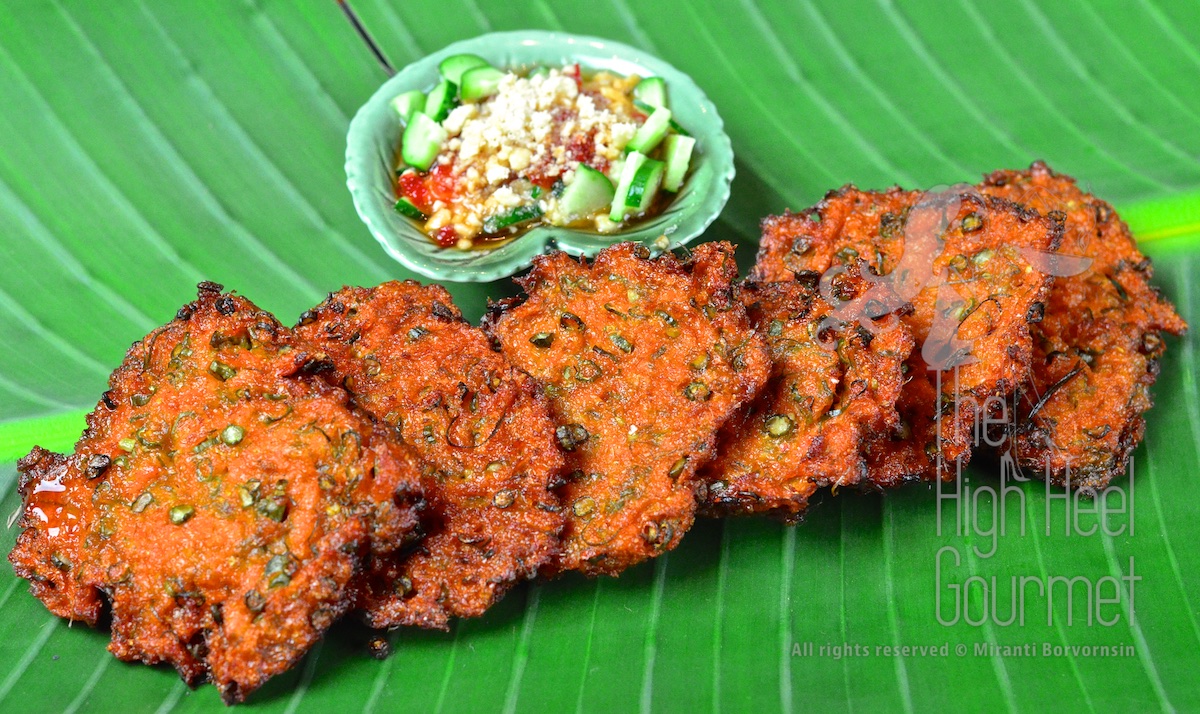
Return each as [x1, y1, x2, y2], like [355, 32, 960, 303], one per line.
[1, 1, 1198, 711]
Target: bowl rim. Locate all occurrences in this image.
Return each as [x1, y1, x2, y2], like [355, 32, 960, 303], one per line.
[345, 30, 735, 283]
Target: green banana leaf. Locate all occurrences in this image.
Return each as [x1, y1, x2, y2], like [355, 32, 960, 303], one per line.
[1, 1, 1198, 711]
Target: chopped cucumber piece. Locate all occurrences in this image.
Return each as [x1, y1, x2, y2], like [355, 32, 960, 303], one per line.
[461, 66, 506, 102]
[633, 99, 691, 136]
[626, 106, 672, 154]
[391, 90, 426, 123]
[394, 197, 427, 220]
[401, 112, 448, 171]
[424, 80, 457, 122]
[483, 204, 543, 234]
[633, 76, 667, 108]
[668, 119, 692, 138]
[438, 53, 490, 84]
[609, 152, 648, 221]
[624, 158, 664, 212]
[661, 134, 695, 192]
[558, 165, 615, 222]
[527, 66, 551, 80]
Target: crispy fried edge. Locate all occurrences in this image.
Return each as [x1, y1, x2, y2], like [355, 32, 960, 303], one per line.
[484, 241, 770, 575]
[295, 280, 565, 629]
[702, 272, 915, 520]
[979, 161, 1188, 488]
[9, 282, 425, 703]
[752, 187, 1062, 483]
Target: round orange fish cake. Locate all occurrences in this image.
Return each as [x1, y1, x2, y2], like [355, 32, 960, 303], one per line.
[9, 283, 424, 704]
[703, 269, 914, 520]
[979, 162, 1187, 488]
[296, 281, 565, 630]
[755, 186, 1062, 483]
[486, 242, 770, 576]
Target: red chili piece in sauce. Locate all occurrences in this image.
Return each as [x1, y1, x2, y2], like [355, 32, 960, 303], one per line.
[398, 171, 432, 213]
[433, 226, 458, 247]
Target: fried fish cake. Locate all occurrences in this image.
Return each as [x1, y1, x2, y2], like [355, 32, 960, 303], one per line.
[295, 281, 565, 630]
[755, 186, 1062, 483]
[485, 242, 770, 576]
[8, 283, 424, 704]
[703, 269, 914, 520]
[979, 162, 1187, 488]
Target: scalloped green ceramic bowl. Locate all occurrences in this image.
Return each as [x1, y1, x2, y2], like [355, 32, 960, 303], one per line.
[346, 31, 734, 282]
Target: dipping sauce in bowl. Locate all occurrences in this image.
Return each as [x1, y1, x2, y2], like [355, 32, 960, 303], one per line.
[346, 31, 733, 282]
[393, 58, 694, 250]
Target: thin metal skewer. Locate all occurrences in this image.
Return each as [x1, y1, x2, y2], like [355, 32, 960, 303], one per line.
[337, 0, 396, 76]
